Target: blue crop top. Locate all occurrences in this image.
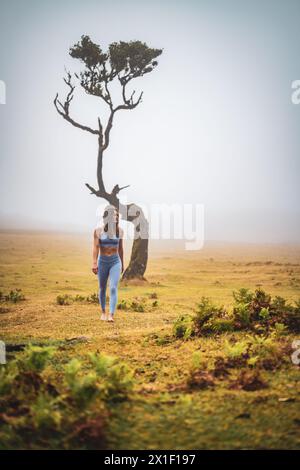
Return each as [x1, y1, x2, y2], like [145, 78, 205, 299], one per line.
[99, 231, 120, 248]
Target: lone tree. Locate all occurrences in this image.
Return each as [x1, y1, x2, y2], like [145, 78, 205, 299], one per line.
[54, 35, 162, 280]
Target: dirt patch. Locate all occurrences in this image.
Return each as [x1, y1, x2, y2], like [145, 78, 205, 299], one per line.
[187, 370, 215, 390]
[212, 357, 231, 378]
[229, 370, 268, 392]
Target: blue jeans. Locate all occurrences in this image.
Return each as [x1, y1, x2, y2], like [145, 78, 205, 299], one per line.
[98, 253, 122, 315]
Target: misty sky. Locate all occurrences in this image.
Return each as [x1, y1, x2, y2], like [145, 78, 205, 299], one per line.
[0, 0, 300, 242]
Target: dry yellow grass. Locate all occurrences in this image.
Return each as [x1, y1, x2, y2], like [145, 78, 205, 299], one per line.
[1, 230, 299, 341]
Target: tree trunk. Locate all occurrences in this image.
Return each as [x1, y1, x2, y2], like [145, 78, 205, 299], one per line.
[103, 196, 149, 281]
[122, 237, 148, 280]
[93, 139, 149, 281]
[121, 210, 149, 280]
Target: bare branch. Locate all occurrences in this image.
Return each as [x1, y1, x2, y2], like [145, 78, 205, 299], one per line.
[101, 89, 143, 150]
[116, 90, 143, 111]
[118, 73, 143, 108]
[112, 184, 130, 195]
[85, 183, 102, 196]
[102, 110, 115, 151]
[54, 73, 99, 136]
[97, 117, 104, 145]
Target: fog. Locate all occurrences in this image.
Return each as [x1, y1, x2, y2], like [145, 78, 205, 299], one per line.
[0, 0, 300, 243]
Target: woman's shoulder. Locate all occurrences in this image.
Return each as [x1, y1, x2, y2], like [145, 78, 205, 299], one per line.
[118, 227, 124, 238]
[94, 225, 104, 238]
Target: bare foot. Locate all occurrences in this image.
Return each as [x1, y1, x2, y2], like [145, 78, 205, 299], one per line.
[107, 314, 114, 322]
[100, 313, 107, 321]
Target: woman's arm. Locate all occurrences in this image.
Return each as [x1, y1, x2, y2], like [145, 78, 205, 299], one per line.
[118, 228, 124, 273]
[92, 229, 100, 274]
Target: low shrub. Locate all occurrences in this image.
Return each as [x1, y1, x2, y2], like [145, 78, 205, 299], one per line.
[56, 293, 99, 305]
[245, 334, 287, 370]
[173, 289, 300, 338]
[224, 339, 249, 360]
[89, 353, 135, 403]
[0, 345, 134, 449]
[220, 334, 288, 370]
[193, 297, 225, 332]
[232, 288, 253, 305]
[0, 289, 26, 303]
[117, 297, 157, 312]
[272, 322, 288, 337]
[56, 294, 73, 305]
[130, 300, 145, 312]
[85, 293, 99, 304]
[117, 299, 129, 310]
[16, 345, 56, 373]
[201, 317, 234, 334]
[232, 302, 251, 328]
[148, 292, 158, 299]
[173, 314, 194, 340]
[233, 289, 300, 333]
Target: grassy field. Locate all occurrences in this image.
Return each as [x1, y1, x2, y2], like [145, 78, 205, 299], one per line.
[0, 230, 300, 449]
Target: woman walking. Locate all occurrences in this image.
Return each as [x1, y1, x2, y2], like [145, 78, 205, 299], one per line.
[92, 205, 124, 322]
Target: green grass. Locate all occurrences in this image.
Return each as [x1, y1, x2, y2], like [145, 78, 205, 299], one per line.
[0, 231, 300, 449]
